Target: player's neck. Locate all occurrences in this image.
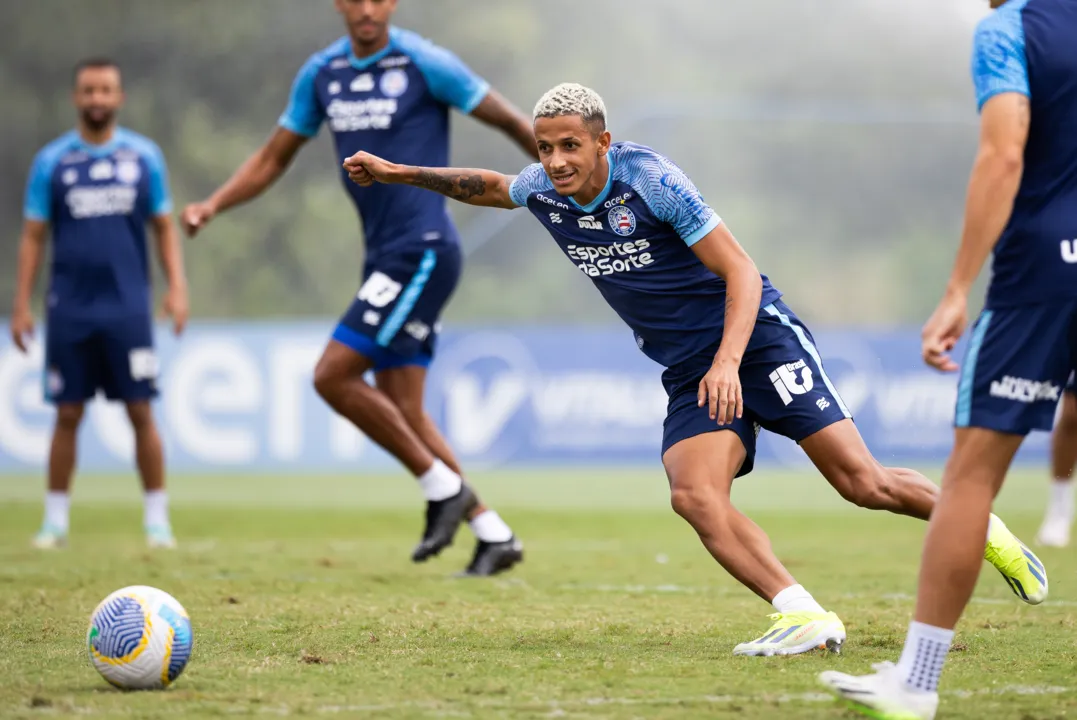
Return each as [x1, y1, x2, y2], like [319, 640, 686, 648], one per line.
[571, 156, 610, 207]
[77, 123, 117, 147]
[350, 32, 390, 60]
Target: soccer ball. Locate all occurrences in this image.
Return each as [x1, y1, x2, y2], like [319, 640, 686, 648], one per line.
[86, 585, 193, 690]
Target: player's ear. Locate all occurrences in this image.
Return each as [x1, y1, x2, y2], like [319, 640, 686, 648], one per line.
[597, 130, 612, 155]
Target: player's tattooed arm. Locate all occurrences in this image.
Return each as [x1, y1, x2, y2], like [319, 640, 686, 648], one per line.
[343, 151, 517, 209]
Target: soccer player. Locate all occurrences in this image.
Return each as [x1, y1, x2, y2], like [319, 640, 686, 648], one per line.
[1035, 382, 1077, 546]
[12, 58, 188, 550]
[343, 82, 1048, 656]
[819, 0, 1074, 716]
[180, 0, 537, 576]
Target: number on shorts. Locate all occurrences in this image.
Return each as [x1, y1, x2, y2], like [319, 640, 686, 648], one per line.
[356, 272, 403, 309]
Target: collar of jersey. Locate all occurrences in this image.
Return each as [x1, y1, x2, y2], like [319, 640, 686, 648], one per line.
[347, 28, 398, 70]
[568, 153, 616, 214]
[67, 129, 124, 158]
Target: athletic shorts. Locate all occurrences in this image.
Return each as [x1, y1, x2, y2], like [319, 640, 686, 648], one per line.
[661, 300, 851, 477]
[331, 244, 462, 371]
[44, 314, 158, 404]
[956, 301, 1077, 434]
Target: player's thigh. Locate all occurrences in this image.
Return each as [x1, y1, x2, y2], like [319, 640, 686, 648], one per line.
[99, 316, 158, 402]
[945, 427, 1025, 499]
[739, 299, 850, 442]
[955, 303, 1077, 435]
[662, 424, 748, 520]
[662, 378, 755, 485]
[332, 245, 461, 370]
[44, 317, 99, 405]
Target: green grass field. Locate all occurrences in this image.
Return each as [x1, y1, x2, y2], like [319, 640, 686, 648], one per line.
[2, 468, 1076, 719]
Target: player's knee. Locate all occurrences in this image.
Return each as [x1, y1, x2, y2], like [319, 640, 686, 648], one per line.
[668, 478, 728, 527]
[55, 404, 85, 431]
[125, 402, 155, 432]
[312, 357, 344, 402]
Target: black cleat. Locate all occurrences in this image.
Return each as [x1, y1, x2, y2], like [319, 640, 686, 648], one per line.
[411, 484, 478, 562]
[459, 536, 524, 577]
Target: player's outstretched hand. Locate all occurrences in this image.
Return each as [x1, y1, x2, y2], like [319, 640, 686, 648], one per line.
[181, 201, 217, 238]
[698, 358, 743, 426]
[163, 284, 189, 336]
[921, 291, 967, 372]
[10, 306, 34, 353]
[343, 151, 396, 187]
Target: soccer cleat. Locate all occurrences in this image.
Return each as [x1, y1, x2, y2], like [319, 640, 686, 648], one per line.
[984, 513, 1048, 604]
[32, 524, 67, 550]
[1035, 514, 1071, 548]
[732, 611, 846, 657]
[459, 536, 524, 577]
[411, 484, 478, 562]
[819, 662, 939, 720]
[146, 525, 177, 549]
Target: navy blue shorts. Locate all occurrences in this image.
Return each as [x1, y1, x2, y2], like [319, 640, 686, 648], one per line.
[44, 314, 158, 405]
[956, 302, 1077, 434]
[332, 244, 462, 371]
[661, 300, 851, 477]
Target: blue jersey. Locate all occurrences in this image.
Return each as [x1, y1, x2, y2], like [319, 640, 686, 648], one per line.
[279, 28, 490, 259]
[509, 142, 782, 368]
[23, 128, 172, 319]
[972, 0, 1077, 308]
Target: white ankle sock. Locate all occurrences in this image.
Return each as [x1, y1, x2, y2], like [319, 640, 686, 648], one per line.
[44, 491, 70, 532]
[1048, 479, 1075, 521]
[469, 510, 513, 543]
[418, 460, 463, 502]
[144, 490, 170, 528]
[771, 584, 826, 614]
[897, 621, 954, 693]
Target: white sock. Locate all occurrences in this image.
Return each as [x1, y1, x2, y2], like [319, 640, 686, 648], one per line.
[144, 490, 170, 528]
[897, 621, 954, 693]
[418, 460, 463, 502]
[1048, 479, 1075, 520]
[44, 491, 70, 532]
[771, 584, 826, 614]
[469, 510, 513, 543]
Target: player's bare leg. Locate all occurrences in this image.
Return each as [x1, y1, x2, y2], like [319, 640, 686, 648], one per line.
[1038, 392, 1077, 546]
[663, 431, 845, 656]
[375, 365, 522, 576]
[801, 419, 1045, 604]
[34, 402, 85, 548]
[126, 401, 174, 548]
[314, 340, 481, 565]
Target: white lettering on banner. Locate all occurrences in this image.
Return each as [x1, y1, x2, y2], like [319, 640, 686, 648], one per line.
[446, 374, 529, 455]
[166, 341, 260, 464]
[0, 345, 50, 463]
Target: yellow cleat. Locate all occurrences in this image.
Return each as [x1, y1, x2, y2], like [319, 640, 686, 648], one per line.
[985, 514, 1048, 604]
[733, 611, 845, 656]
[819, 662, 938, 719]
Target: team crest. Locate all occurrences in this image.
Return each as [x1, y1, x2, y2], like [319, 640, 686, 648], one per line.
[116, 160, 141, 185]
[608, 205, 636, 236]
[380, 68, 409, 98]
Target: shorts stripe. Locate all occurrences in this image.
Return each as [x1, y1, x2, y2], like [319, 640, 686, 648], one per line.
[762, 303, 851, 418]
[955, 310, 994, 428]
[376, 249, 437, 347]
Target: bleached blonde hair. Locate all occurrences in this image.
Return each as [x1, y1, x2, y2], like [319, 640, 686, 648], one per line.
[532, 83, 607, 130]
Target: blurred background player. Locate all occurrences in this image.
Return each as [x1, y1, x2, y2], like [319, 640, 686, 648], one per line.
[1036, 380, 1077, 546]
[820, 0, 1076, 717]
[180, 0, 538, 575]
[11, 58, 188, 550]
[344, 82, 1046, 655]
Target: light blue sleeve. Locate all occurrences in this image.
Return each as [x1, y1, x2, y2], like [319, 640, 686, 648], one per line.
[408, 37, 490, 113]
[143, 142, 173, 216]
[23, 149, 56, 222]
[278, 56, 326, 137]
[624, 150, 720, 246]
[508, 163, 551, 207]
[971, 10, 1029, 112]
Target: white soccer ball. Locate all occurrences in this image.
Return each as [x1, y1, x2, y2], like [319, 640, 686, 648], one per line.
[86, 585, 193, 690]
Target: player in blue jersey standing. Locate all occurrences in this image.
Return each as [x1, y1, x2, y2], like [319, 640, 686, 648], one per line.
[820, 0, 1076, 717]
[11, 58, 189, 550]
[345, 82, 1047, 657]
[181, 0, 537, 576]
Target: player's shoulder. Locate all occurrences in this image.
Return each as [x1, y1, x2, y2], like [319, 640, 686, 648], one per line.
[974, 0, 1029, 46]
[31, 131, 82, 173]
[510, 162, 555, 205]
[610, 142, 695, 202]
[388, 26, 446, 61]
[114, 127, 165, 162]
[299, 36, 352, 75]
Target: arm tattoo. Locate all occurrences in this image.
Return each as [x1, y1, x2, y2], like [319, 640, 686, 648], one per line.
[413, 170, 487, 200]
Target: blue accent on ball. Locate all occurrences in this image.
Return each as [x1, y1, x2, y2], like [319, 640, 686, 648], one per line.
[91, 596, 147, 659]
[157, 603, 193, 681]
